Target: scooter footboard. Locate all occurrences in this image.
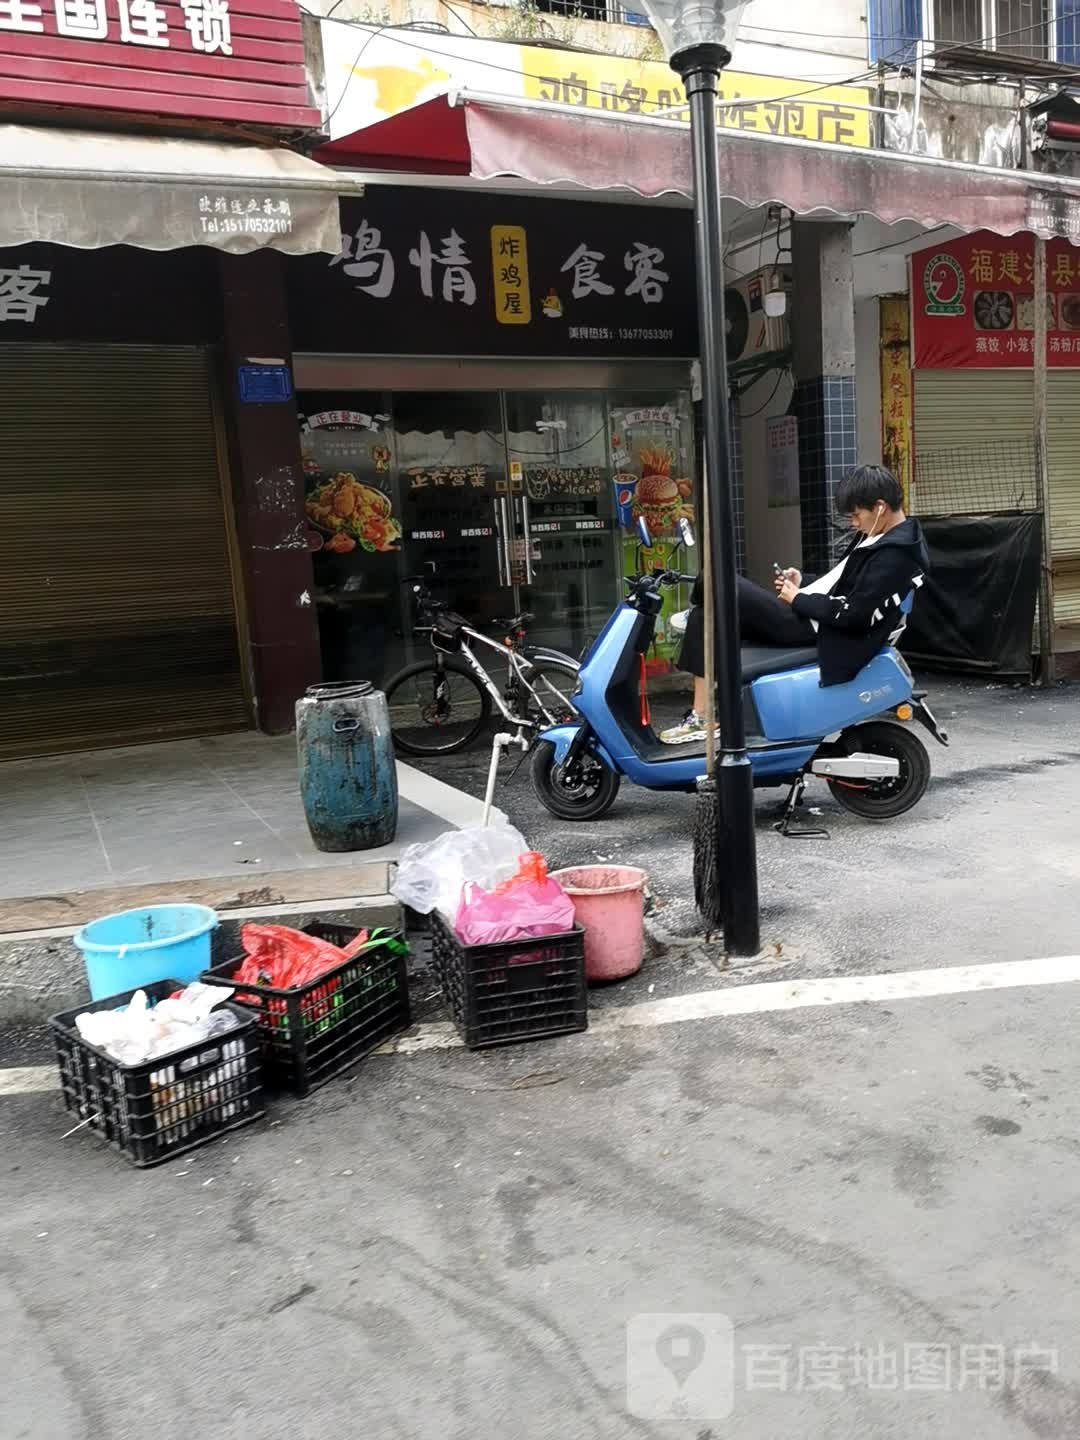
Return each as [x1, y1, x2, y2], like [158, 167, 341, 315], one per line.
[539, 724, 618, 771]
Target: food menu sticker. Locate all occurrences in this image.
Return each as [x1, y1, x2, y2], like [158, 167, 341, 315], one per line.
[912, 230, 1080, 368]
[299, 406, 401, 556]
[610, 406, 693, 536]
[306, 473, 402, 555]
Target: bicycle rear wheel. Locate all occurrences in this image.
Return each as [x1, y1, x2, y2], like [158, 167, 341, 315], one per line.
[384, 659, 491, 756]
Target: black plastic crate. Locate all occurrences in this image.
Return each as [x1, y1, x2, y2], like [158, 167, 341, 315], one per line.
[430, 910, 587, 1049]
[202, 923, 410, 1096]
[49, 980, 264, 1169]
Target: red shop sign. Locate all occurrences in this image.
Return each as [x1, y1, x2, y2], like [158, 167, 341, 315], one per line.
[0, 0, 319, 130]
[912, 230, 1080, 369]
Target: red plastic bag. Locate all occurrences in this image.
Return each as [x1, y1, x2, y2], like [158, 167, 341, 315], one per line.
[235, 924, 360, 989]
[454, 853, 575, 946]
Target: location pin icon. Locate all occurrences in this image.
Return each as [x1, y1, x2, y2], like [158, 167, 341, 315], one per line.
[655, 1323, 707, 1391]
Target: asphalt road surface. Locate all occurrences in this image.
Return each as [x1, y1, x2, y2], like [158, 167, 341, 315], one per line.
[5, 674, 1080, 1439]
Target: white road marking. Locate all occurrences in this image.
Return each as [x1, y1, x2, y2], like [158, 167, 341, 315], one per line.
[5, 955, 1080, 1092]
[0, 1066, 62, 1095]
[396, 762, 506, 830]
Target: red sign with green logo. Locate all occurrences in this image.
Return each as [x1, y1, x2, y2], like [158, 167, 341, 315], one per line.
[912, 230, 1080, 369]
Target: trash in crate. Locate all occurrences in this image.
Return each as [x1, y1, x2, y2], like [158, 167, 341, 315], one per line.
[454, 852, 575, 946]
[201, 923, 411, 1096]
[74, 981, 240, 1064]
[51, 979, 263, 1166]
[392, 823, 528, 920]
[234, 923, 365, 988]
[231, 923, 406, 1034]
[431, 910, 587, 1049]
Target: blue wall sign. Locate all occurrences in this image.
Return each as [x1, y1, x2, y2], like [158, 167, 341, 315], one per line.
[238, 364, 293, 403]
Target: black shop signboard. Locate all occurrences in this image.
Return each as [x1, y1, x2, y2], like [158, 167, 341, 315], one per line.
[288, 188, 698, 358]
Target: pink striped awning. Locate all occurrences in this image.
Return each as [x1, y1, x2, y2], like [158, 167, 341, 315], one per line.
[316, 92, 1080, 242]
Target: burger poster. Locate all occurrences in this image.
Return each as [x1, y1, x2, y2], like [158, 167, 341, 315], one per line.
[611, 404, 697, 673]
[912, 230, 1080, 369]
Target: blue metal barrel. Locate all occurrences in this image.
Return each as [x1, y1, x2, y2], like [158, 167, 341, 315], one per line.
[296, 682, 398, 852]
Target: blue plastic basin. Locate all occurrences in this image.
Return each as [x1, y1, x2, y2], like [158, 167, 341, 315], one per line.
[74, 904, 218, 1000]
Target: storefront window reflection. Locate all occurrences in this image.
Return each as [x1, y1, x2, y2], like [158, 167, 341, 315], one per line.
[298, 386, 696, 685]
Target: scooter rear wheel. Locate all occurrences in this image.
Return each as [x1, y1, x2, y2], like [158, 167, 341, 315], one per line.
[531, 741, 621, 821]
[826, 720, 930, 820]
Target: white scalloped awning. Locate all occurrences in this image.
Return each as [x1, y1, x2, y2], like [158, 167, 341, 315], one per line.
[0, 125, 365, 256]
[315, 91, 1080, 242]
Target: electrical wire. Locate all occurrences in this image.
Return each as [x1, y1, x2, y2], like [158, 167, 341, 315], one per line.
[853, 223, 954, 257]
[741, 13, 1066, 50]
[436, 0, 480, 39]
[738, 367, 790, 418]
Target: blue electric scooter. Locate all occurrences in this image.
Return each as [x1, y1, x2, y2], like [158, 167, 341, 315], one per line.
[530, 522, 949, 832]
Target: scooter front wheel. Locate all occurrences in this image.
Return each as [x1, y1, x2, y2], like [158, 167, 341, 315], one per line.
[531, 740, 620, 821]
[826, 720, 930, 820]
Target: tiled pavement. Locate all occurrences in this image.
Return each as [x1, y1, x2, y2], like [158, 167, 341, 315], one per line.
[0, 732, 473, 901]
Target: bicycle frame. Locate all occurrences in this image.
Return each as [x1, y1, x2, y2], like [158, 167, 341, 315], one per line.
[430, 624, 570, 731]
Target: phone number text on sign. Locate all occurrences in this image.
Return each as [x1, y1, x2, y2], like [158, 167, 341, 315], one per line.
[198, 195, 294, 238]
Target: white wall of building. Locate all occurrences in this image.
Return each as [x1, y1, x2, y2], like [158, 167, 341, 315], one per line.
[733, 0, 869, 83]
[307, 0, 872, 88]
[740, 370, 798, 585]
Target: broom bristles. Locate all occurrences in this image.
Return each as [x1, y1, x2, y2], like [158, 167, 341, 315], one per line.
[693, 776, 724, 926]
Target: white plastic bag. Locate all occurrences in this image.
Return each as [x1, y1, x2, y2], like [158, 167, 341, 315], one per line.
[391, 823, 529, 920]
[670, 608, 689, 635]
[74, 982, 238, 1066]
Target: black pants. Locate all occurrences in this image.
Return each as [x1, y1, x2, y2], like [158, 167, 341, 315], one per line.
[678, 576, 815, 676]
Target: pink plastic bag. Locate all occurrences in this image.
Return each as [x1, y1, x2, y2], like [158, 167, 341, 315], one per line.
[454, 853, 575, 946]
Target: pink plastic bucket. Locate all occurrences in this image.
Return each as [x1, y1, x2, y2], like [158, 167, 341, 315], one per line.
[550, 865, 646, 982]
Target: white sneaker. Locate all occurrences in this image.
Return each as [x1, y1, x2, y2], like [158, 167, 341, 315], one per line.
[660, 711, 710, 744]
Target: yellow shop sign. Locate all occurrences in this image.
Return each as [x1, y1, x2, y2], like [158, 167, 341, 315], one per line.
[519, 47, 871, 148]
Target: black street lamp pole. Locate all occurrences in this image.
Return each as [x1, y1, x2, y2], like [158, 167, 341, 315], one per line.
[674, 44, 760, 955]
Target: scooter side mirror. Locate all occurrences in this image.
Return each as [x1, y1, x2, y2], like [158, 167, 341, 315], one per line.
[678, 517, 696, 548]
[636, 515, 652, 549]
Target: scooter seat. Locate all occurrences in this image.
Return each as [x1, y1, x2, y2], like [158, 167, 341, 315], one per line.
[741, 644, 819, 682]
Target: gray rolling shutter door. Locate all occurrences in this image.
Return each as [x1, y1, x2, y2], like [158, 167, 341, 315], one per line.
[0, 344, 250, 760]
[913, 369, 1080, 625]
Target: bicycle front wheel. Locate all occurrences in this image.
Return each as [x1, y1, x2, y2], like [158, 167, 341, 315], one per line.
[384, 659, 491, 756]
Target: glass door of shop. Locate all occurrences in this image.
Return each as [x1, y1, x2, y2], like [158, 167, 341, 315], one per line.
[607, 393, 697, 674]
[504, 392, 618, 659]
[394, 390, 517, 666]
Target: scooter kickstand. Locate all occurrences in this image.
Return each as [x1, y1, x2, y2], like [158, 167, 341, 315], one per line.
[774, 774, 830, 840]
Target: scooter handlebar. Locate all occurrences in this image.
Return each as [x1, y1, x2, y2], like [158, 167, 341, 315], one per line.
[624, 570, 695, 595]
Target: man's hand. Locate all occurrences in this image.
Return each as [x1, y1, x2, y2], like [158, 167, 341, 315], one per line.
[773, 566, 802, 593]
[777, 577, 800, 606]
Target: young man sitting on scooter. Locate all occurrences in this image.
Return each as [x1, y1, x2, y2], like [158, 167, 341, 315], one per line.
[662, 464, 928, 744]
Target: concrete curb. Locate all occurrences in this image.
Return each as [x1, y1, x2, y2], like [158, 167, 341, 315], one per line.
[0, 895, 401, 1024]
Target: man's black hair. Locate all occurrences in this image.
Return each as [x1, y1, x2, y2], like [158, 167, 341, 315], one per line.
[835, 465, 904, 515]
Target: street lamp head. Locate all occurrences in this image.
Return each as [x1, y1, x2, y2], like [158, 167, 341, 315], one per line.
[639, 0, 748, 71]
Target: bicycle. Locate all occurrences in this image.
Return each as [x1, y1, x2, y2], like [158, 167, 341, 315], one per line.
[383, 576, 581, 756]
